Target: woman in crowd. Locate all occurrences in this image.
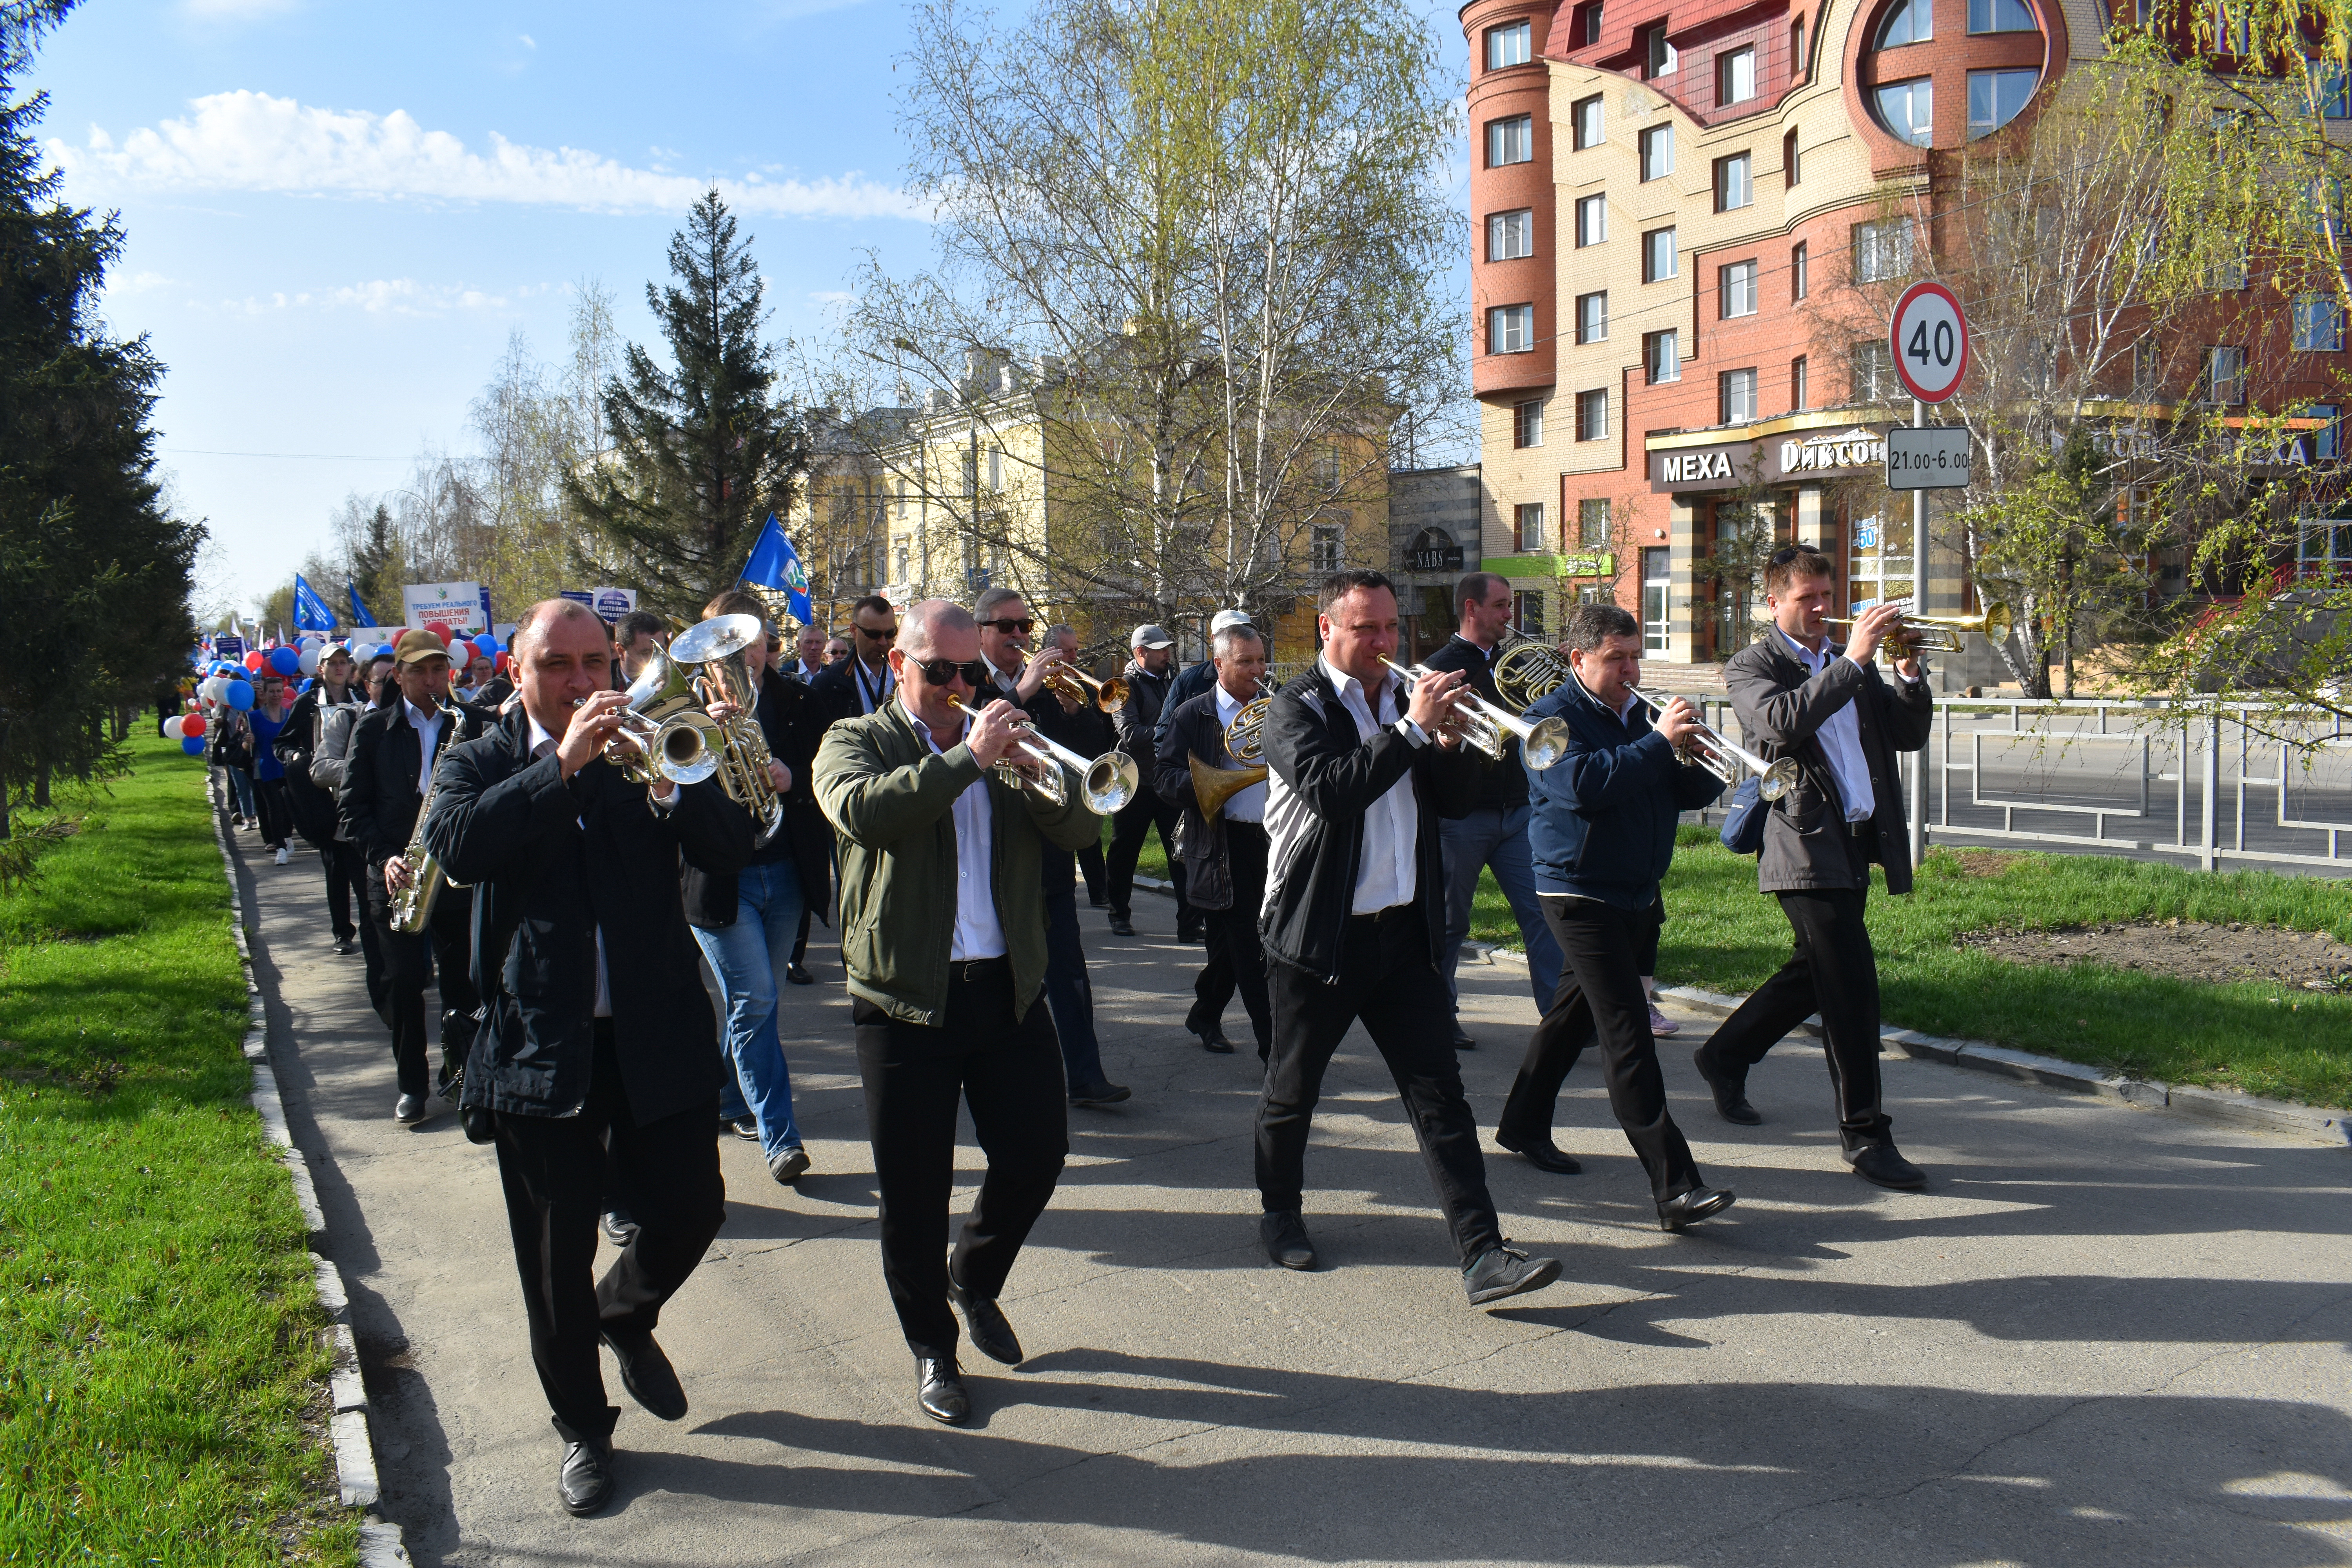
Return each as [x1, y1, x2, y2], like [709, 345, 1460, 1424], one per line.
[247, 670, 297, 864]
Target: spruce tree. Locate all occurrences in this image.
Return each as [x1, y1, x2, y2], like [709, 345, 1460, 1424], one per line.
[565, 189, 810, 612]
[348, 501, 401, 622]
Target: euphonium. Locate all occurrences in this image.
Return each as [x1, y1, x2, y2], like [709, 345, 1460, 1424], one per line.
[670, 613, 786, 844]
[390, 763, 467, 935]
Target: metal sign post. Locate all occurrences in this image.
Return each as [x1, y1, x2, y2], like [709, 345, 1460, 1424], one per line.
[1886, 281, 1971, 870]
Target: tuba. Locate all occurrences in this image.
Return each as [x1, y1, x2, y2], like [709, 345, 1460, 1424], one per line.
[670, 613, 786, 844]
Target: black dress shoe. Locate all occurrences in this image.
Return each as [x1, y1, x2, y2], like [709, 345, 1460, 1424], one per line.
[1692, 1047, 1762, 1125]
[1068, 1080, 1132, 1106]
[948, 1279, 1024, 1365]
[785, 963, 814, 986]
[1088, 893, 1109, 909]
[558, 1437, 615, 1515]
[1846, 1143, 1928, 1190]
[332, 939, 357, 956]
[1259, 1210, 1316, 1270]
[1178, 924, 1205, 944]
[723, 1116, 761, 1141]
[1494, 1129, 1582, 1174]
[1463, 1243, 1562, 1305]
[1191, 1023, 1236, 1054]
[601, 1207, 640, 1249]
[601, 1330, 687, 1421]
[916, 1356, 970, 1423]
[1108, 915, 1136, 936]
[1451, 1030, 1477, 1051]
[1657, 1186, 1737, 1232]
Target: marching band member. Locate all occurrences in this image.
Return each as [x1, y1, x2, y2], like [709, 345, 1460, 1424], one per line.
[811, 599, 1102, 1425]
[1105, 624, 1190, 939]
[1495, 603, 1736, 1232]
[1253, 569, 1560, 1305]
[423, 599, 753, 1516]
[1692, 547, 1935, 1190]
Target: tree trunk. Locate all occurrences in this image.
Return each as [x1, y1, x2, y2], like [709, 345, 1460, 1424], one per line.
[34, 760, 51, 809]
[0, 719, 11, 842]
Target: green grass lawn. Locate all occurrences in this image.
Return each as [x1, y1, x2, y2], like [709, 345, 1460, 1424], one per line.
[1468, 824, 2352, 1108]
[0, 731, 357, 1564]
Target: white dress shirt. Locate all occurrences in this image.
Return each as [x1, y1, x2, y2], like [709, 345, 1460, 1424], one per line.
[918, 714, 1009, 962]
[795, 659, 824, 684]
[1779, 628, 1920, 822]
[404, 697, 445, 796]
[850, 656, 895, 715]
[1319, 653, 1427, 914]
[1211, 683, 1266, 823]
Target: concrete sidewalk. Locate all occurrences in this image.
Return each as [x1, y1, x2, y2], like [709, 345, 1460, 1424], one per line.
[227, 826, 2352, 1567]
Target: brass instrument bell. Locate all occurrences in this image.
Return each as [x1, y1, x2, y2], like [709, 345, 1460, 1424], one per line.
[1187, 753, 1269, 821]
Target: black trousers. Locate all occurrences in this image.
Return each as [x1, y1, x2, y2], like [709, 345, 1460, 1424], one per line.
[1258, 904, 1503, 1266]
[1105, 788, 1191, 928]
[1188, 820, 1271, 1056]
[1078, 838, 1106, 902]
[253, 777, 293, 850]
[853, 963, 1068, 1361]
[1637, 892, 1665, 976]
[492, 1020, 725, 1446]
[1501, 898, 1702, 1202]
[364, 871, 478, 1099]
[1701, 879, 1893, 1152]
[320, 837, 366, 946]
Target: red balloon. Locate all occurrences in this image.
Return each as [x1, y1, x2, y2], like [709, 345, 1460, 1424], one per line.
[243, 650, 264, 670]
[425, 622, 454, 647]
[495, 650, 510, 672]
[182, 714, 207, 738]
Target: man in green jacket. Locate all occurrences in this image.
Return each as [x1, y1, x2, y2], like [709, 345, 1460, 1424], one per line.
[813, 597, 1102, 1428]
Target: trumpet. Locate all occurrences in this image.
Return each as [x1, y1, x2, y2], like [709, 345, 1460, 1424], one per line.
[1627, 686, 1801, 800]
[1041, 661, 1129, 713]
[944, 693, 1140, 815]
[1381, 659, 1570, 770]
[1492, 632, 1572, 713]
[1823, 603, 2012, 655]
[670, 612, 786, 844]
[577, 648, 719, 788]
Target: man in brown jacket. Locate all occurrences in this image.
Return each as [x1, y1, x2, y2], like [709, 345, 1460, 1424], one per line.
[1691, 547, 1935, 1190]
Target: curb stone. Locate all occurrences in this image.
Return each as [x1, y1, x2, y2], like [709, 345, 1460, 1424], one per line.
[205, 778, 408, 1546]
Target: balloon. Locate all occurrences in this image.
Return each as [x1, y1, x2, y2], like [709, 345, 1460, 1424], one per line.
[198, 677, 223, 702]
[181, 736, 206, 756]
[424, 621, 451, 644]
[182, 714, 207, 738]
[225, 682, 254, 711]
[301, 635, 325, 649]
[243, 650, 265, 671]
[269, 646, 300, 675]
[298, 647, 321, 675]
[472, 634, 499, 657]
[495, 650, 510, 673]
[164, 717, 185, 740]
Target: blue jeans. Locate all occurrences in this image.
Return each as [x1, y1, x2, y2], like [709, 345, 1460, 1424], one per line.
[1438, 804, 1564, 1012]
[223, 766, 258, 820]
[1043, 887, 1108, 1091]
[691, 861, 804, 1158]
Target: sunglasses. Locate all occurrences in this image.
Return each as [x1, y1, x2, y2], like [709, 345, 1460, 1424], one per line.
[857, 622, 899, 640]
[909, 656, 990, 687]
[977, 617, 1034, 634]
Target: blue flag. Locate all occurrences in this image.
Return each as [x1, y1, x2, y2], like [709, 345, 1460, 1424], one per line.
[347, 582, 377, 627]
[740, 514, 812, 623]
[293, 573, 337, 632]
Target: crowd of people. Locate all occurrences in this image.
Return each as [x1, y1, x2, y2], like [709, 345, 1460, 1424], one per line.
[191, 548, 1935, 1518]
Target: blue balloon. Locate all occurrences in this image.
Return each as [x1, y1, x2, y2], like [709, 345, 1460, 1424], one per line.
[181, 735, 206, 755]
[224, 681, 254, 710]
[473, 634, 500, 657]
[268, 646, 300, 675]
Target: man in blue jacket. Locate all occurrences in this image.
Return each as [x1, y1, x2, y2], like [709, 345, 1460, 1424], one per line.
[1497, 602, 1735, 1232]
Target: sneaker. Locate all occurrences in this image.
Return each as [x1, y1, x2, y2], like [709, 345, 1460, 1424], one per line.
[1647, 1002, 1678, 1035]
[273, 846, 291, 865]
[1463, 1243, 1561, 1305]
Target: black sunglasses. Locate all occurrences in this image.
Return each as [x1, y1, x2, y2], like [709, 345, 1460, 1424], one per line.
[857, 622, 899, 640]
[978, 617, 1034, 634]
[909, 656, 990, 687]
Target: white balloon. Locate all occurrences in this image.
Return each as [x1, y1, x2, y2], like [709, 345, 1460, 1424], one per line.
[164, 717, 186, 740]
[200, 677, 223, 702]
[299, 647, 322, 675]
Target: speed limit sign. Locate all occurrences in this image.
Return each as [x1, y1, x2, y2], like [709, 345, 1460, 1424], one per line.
[1889, 281, 1969, 403]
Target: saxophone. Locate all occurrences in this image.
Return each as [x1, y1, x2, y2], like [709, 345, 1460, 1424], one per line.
[389, 748, 467, 933]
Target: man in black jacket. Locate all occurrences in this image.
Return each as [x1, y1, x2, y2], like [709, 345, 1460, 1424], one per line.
[1691, 547, 1935, 1191]
[1104, 623, 1191, 938]
[1254, 570, 1561, 1306]
[809, 594, 900, 724]
[276, 644, 364, 955]
[337, 629, 487, 1125]
[425, 598, 753, 1516]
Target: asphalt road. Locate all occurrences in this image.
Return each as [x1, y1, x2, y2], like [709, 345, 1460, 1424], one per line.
[228, 824, 2352, 1568]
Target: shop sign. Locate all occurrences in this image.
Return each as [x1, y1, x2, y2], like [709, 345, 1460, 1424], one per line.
[1781, 427, 1889, 474]
[1401, 527, 1466, 572]
[1649, 425, 1893, 493]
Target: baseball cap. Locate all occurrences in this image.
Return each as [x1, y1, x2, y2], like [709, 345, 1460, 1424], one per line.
[1209, 608, 1254, 634]
[1131, 624, 1175, 649]
[394, 629, 452, 666]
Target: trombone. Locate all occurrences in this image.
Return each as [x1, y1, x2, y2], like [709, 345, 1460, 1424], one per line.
[1822, 603, 2012, 656]
[578, 648, 719, 788]
[1627, 686, 1801, 800]
[944, 693, 1141, 814]
[1042, 662, 1129, 713]
[1381, 659, 1571, 770]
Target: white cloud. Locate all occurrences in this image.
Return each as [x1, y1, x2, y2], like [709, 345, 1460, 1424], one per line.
[518, 33, 536, 48]
[199, 278, 521, 317]
[183, 0, 300, 19]
[49, 90, 924, 221]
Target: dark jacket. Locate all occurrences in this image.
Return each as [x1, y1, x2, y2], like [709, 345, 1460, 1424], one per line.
[1420, 633, 1530, 811]
[810, 656, 895, 726]
[337, 697, 487, 866]
[1258, 664, 1479, 983]
[425, 712, 755, 1122]
[1031, 685, 1112, 896]
[1525, 677, 1724, 908]
[1726, 633, 1935, 895]
[1154, 688, 1250, 911]
[681, 665, 835, 930]
[1111, 661, 1176, 761]
[1151, 658, 1218, 756]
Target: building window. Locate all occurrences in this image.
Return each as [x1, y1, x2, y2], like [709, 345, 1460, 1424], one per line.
[1514, 503, 1546, 550]
[1790, 15, 1807, 78]
[1969, 0, 2036, 30]
[1641, 23, 1678, 77]
[1784, 129, 1801, 185]
[1309, 524, 1344, 573]
[1513, 398, 1544, 447]
[2312, 403, 2342, 460]
[1854, 219, 1913, 281]
[1854, 341, 1896, 401]
[1715, 152, 1753, 211]
[1967, 69, 2039, 137]
[1577, 388, 1610, 440]
[1720, 259, 1759, 317]
[1791, 355, 1809, 410]
[1639, 123, 1674, 180]
[1485, 18, 1532, 68]
[1576, 193, 1608, 247]
[1645, 328, 1681, 383]
[2132, 335, 2162, 390]
[1515, 590, 1548, 635]
[1583, 1, 1606, 43]
[1879, 0, 1931, 45]
[1573, 94, 1604, 149]
[1720, 368, 1759, 423]
[2316, 60, 2352, 119]
[1488, 208, 1534, 260]
[1487, 114, 1533, 166]
[1578, 497, 1612, 547]
[1792, 240, 1809, 298]
[986, 446, 1003, 490]
[1643, 227, 1678, 282]
[1576, 290, 1609, 344]
[2204, 346, 2247, 403]
[1717, 46, 1756, 105]
[1875, 78, 1933, 145]
[895, 477, 909, 516]
[961, 449, 978, 496]
[2294, 296, 2346, 351]
[1488, 303, 1535, 354]
[2298, 515, 2352, 573]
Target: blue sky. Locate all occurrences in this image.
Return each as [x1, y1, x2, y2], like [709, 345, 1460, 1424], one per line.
[27, 0, 1468, 617]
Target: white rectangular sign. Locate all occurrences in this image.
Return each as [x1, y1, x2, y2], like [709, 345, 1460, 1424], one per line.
[1885, 426, 1971, 490]
[401, 581, 489, 635]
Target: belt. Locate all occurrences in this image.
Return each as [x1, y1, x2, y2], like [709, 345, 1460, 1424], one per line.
[947, 955, 1008, 983]
[1847, 817, 1875, 838]
[1347, 902, 1416, 926]
[1224, 818, 1268, 835]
